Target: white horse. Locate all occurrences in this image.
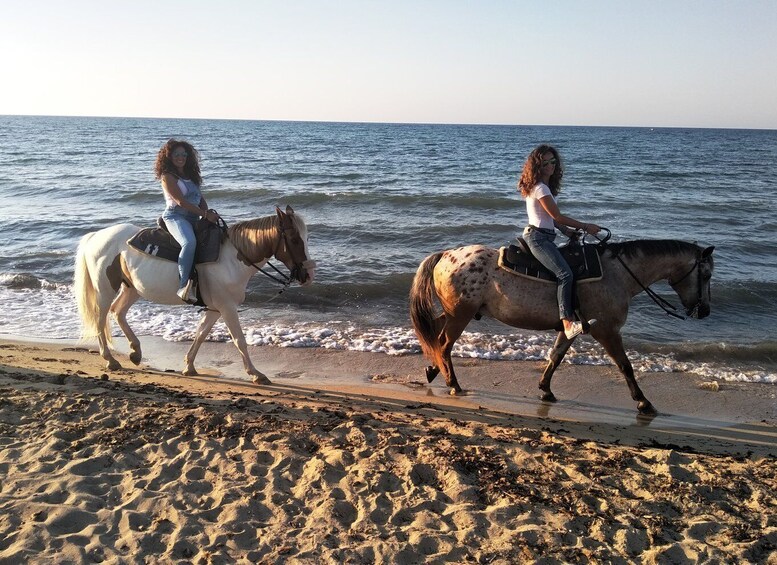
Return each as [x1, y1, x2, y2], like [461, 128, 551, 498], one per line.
[74, 205, 315, 383]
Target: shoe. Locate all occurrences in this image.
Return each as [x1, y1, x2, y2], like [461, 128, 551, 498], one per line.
[176, 281, 197, 304]
[564, 318, 597, 340]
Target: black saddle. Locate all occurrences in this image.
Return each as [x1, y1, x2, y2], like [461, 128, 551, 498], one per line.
[498, 238, 603, 283]
[127, 217, 225, 265]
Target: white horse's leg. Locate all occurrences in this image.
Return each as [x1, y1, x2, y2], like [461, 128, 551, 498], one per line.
[94, 276, 122, 372]
[219, 306, 271, 385]
[110, 285, 142, 365]
[183, 309, 221, 376]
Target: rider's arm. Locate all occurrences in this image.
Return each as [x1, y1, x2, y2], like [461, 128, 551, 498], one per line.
[539, 196, 601, 235]
[554, 221, 576, 238]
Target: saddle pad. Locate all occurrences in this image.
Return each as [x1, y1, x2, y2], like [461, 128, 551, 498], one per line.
[127, 220, 222, 265]
[498, 242, 603, 284]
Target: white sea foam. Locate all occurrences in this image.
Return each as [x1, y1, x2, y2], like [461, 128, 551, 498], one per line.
[1, 285, 776, 385]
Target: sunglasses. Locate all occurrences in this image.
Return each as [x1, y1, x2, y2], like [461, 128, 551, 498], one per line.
[172, 151, 188, 159]
[542, 158, 557, 166]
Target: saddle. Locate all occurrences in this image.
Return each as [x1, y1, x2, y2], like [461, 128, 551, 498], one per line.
[498, 238, 603, 284]
[127, 218, 226, 307]
[127, 217, 225, 265]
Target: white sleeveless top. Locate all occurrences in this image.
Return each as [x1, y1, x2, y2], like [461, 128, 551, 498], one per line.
[163, 178, 200, 208]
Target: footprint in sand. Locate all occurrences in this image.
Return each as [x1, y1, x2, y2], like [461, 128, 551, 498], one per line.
[275, 371, 304, 379]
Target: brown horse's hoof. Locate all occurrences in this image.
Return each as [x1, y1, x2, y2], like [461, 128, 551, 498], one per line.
[106, 359, 121, 371]
[129, 351, 142, 365]
[449, 387, 463, 396]
[638, 400, 657, 415]
[425, 366, 440, 383]
[252, 374, 272, 385]
[540, 391, 557, 403]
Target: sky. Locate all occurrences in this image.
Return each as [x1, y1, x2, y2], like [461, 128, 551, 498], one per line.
[1, 0, 776, 129]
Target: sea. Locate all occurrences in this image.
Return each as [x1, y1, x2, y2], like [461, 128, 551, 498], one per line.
[1, 115, 776, 384]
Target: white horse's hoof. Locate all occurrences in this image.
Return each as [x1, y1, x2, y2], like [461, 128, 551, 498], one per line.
[252, 373, 272, 385]
[182, 369, 199, 376]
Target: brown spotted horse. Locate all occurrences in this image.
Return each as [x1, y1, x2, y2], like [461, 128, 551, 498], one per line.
[410, 234, 714, 414]
[74, 206, 315, 383]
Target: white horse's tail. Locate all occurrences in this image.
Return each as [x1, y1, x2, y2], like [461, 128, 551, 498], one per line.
[74, 232, 111, 344]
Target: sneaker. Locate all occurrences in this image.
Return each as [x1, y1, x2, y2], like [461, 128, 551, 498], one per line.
[176, 281, 196, 304]
[564, 319, 597, 340]
[564, 321, 585, 340]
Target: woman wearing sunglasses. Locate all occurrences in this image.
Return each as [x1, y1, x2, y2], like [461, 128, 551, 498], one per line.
[154, 139, 220, 303]
[518, 144, 602, 339]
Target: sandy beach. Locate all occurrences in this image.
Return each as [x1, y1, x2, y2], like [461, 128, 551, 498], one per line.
[1, 336, 775, 564]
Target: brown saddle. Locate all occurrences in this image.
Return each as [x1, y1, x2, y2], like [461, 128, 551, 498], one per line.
[127, 217, 225, 265]
[498, 238, 603, 283]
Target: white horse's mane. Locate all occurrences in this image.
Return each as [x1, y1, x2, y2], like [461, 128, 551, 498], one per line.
[227, 213, 307, 263]
[227, 216, 279, 261]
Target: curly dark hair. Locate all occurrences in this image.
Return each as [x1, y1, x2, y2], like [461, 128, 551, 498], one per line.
[518, 144, 563, 197]
[154, 139, 202, 186]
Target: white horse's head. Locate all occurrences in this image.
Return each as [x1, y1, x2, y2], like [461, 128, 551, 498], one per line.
[275, 205, 316, 286]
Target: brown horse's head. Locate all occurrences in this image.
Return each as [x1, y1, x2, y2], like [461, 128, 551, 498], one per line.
[669, 245, 715, 319]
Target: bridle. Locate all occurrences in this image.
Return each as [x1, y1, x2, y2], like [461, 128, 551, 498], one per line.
[589, 230, 709, 320]
[236, 218, 309, 300]
[613, 245, 709, 321]
[253, 221, 307, 283]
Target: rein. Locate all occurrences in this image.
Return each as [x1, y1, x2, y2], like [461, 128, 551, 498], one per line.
[613, 251, 690, 320]
[592, 232, 703, 321]
[231, 217, 299, 298]
[245, 225, 294, 296]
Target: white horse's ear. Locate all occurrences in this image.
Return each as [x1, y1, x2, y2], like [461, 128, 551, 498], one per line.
[702, 246, 715, 257]
[286, 205, 295, 215]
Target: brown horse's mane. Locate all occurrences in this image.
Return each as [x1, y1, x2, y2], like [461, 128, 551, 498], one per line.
[227, 216, 279, 260]
[604, 239, 699, 259]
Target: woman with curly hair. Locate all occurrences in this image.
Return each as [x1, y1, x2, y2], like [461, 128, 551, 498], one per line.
[154, 139, 220, 303]
[518, 144, 602, 339]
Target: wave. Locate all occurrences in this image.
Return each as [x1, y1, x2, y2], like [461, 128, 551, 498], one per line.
[1, 282, 775, 384]
[0, 273, 67, 290]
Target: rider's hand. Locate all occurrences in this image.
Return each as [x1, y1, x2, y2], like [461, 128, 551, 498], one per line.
[583, 223, 601, 235]
[205, 210, 220, 223]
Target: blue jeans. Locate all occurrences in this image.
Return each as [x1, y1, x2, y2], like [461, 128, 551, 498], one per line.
[163, 208, 198, 289]
[523, 225, 574, 320]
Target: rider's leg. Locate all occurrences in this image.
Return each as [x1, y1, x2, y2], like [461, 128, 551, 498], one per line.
[163, 214, 197, 292]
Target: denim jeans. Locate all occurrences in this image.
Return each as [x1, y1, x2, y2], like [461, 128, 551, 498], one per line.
[162, 208, 198, 289]
[523, 225, 574, 320]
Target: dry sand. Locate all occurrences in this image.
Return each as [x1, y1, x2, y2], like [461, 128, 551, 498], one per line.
[0, 336, 775, 564]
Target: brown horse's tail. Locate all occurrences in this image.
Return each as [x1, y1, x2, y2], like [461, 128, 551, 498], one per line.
[409, 251, 445, 367]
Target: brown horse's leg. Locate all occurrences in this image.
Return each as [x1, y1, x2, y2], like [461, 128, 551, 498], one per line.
[596, 331, 657, 415]
[538, 332, 574, 402]
[438, 313, 475, 395]
[424, 314, 446, 383]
